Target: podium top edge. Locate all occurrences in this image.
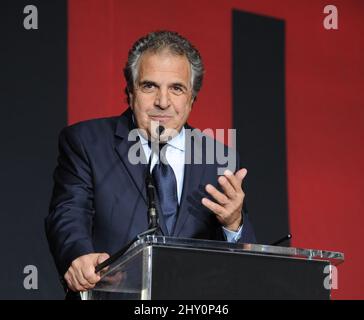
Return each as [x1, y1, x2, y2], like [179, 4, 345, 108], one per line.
[128, 235, 344, 265]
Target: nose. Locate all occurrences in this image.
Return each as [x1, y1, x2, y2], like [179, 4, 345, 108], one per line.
[154, 87, 170, 109]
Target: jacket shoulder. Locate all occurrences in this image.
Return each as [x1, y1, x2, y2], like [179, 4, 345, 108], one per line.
[59, 116, 120, 143]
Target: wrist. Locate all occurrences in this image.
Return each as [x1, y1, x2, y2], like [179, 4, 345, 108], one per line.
[225, 214, 243, 232]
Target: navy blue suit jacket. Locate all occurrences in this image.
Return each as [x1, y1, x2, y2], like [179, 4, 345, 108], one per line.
[46, 108, 256, 277]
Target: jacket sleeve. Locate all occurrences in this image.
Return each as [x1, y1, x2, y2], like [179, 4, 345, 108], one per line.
[236, 151, 257, 244]
[237, 213, 257, 244]
[45, 126, 95, 277]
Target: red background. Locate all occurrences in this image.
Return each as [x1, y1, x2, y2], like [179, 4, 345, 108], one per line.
[68, 0, 364, 299]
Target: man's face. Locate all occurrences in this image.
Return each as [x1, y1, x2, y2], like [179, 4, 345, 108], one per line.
[129, 49, 194, 140]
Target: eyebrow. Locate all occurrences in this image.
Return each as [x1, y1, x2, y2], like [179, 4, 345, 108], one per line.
[139, 80, 159, 87]
[138, 80, 188, 90]
[170, 82, 188, 91]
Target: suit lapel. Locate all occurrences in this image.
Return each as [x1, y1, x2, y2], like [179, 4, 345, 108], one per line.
[114, 109, 148, 204]
[113, 108, 169, 236]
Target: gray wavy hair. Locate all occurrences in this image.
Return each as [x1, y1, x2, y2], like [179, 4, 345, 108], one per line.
[124, 30, 204, 105]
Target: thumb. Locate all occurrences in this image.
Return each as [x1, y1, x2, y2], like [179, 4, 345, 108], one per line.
[96, 253, 110, 265]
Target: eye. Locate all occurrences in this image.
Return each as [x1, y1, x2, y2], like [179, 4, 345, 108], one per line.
[170, 85, 184, 95]
[140, 82, 157, 93]
[142, 83, 155, 89]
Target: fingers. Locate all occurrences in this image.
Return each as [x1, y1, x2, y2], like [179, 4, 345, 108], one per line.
[64, 253, 108, 292]
[201, 168, 247, 229]
[217, 176, 236, 199]
[66, 267, 93, 292]
[222, 169, 247, 193]
[64, 270, 78, 292]
[208, 168, 247, 202]
[97, 253, 110, 265]
[96, 253, 111, 274]
[205, 184, 229, 205]
[235, 168, 248, 180]
[201, 197, 227, 217]
[81, 264, 100, 285]
[218, 169, 247, 203]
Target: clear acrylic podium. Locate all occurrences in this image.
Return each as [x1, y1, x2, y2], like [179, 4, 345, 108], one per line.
[84, 236, 344, 300]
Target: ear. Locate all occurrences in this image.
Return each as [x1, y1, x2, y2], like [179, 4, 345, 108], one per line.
[190, 95, 196, 108]
[128, 91, 134, 109]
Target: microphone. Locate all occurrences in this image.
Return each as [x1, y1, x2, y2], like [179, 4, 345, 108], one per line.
[146, 171, 158, 228]
[156, 125, 165, 137]
[146, 125, 165, 229]
[270, 233, 292, 246]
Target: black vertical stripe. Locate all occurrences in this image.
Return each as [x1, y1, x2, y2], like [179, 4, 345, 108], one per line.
[232, 10, 289, 245]
[0, 0, 67, 298]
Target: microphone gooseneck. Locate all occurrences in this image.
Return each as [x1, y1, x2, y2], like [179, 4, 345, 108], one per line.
[270, 233, 292, 246]
[146, 125, 165, 229]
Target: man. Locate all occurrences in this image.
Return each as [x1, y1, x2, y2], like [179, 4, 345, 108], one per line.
[46, 31, 256, 295]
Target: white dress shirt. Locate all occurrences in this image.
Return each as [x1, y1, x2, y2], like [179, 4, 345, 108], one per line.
[137, 127, 243, 242]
